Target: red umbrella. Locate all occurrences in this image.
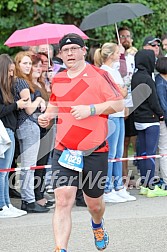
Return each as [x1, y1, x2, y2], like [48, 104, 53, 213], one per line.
[4, 23, 89, 47]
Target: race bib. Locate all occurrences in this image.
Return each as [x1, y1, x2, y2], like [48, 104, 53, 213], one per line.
[58, 149, 83, 172]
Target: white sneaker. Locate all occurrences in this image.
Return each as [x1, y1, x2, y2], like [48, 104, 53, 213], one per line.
[116, 188, 136, 201]
[0, 205, 21, 218]
[103, 190, 127, 203]
[8, 204, 27, 216]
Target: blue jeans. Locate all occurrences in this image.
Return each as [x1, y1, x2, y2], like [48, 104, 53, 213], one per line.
[137, 125, 160, 187]
[105, 117, 125, 193]
[16, 119, 40, 203]
[0, 128, 15, 208]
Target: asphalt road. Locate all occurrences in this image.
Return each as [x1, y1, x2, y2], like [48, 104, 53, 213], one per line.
[1, 188, 167, 252]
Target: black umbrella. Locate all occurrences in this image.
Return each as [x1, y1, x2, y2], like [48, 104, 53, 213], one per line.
[80, 3, 153, 43]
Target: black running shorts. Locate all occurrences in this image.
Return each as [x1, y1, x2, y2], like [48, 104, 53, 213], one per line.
[51, 149, 108, 198]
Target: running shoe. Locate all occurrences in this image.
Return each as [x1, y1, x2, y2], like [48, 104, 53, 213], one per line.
[0, 205, 21, 218]
[54, 248, 67, 252]
[139, 186, 149, 195]
[8, 204, 27, 216]
[92, 220, 109, 250]
[116, 188, 136, 201]
[103, 190, 127, 203]
[147, 185, 167, 198]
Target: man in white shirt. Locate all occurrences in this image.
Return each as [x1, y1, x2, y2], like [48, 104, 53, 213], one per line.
[117, 26, 138, 182]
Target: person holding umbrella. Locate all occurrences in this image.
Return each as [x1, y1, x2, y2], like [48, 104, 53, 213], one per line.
[117, 26, 138, 183]
[38, 33, 124, 252]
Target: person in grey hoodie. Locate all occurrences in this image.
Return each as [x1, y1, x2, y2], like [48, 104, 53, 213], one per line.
[131, 49, 163, 189]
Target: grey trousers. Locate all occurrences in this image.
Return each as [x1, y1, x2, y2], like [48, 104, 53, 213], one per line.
[16, 119, 40, 203]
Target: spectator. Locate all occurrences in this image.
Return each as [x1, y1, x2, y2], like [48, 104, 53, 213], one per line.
[94, 42, 136, 203]
[117, 26, 138, 183]
[0, 54, 27, 218]
[86, 44, 100, 65]
[161, 34, 167, 56]
[14, 51, 49, 213]
[37, 52, 53, 92]
[155, 57, 167, 188]
[52, 44, 66, 73]
[143, 35, 161, 58]
[131, 49, 164, 195]
[38, 44, 54, 59]
[31, 54, 55, 209]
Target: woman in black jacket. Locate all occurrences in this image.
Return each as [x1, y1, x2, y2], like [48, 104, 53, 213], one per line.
[0, 54, 27, 218]
[131, 49, 163, 190]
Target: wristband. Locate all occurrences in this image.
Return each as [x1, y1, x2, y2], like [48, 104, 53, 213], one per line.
[90, 104, 96, 116]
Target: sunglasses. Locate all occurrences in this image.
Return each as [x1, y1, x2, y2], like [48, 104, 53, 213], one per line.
[119, 35, 131, 39]
[149, 43, 160, 47]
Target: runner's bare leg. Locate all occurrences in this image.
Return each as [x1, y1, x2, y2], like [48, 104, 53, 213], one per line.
[53, 186, 77, 249]
[84, 194, 105, 224]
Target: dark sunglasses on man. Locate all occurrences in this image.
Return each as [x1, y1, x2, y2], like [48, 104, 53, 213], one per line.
[149, 43, 160, 47]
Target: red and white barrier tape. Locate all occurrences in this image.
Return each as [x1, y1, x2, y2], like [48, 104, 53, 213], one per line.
[0, 165, 51, 173]
[108, 153, 167, 163]
[0, 153, 167, 172]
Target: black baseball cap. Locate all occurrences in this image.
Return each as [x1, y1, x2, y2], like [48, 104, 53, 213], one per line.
[143, 36, 161, 46]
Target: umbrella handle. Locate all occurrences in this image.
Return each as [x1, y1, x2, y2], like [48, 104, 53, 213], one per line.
[115, 23, 120, 45]
[47, 39, 51, 68]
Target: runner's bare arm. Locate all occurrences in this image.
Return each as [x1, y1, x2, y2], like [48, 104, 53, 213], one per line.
[94, 99, 124, 115]
[71, 99, 124, 120]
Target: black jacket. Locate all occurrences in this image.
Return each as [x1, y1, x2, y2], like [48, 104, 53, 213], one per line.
[0, 88, 18, 132]
[131, 49, 163, 123]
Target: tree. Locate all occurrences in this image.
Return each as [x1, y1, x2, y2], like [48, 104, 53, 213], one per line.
[1, 0, 167, 55]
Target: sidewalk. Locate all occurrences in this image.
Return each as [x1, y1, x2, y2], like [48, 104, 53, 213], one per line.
[1, 162, 167, 252]
[1, 191, 167, 252]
